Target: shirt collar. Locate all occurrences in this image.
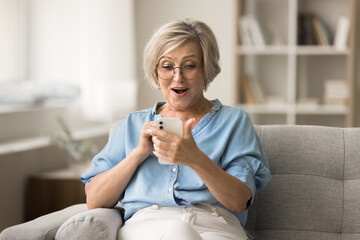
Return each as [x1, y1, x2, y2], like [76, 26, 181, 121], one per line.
[151, 98, 222, 117]
[211, 98, 221, 113]
[151, 101, 166, 117]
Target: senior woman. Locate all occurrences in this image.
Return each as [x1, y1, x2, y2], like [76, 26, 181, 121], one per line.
[81, 18, 271, 240]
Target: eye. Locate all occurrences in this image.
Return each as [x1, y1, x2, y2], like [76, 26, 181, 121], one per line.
[183, 64, 197, 70]
[161, 64, 174, 71]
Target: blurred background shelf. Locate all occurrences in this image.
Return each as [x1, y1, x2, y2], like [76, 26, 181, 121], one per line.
[237, 103, 288, 114]
[235, 0, 357, 127]
[237, 46, 288, 55]
[296, 46, 349, 55]
[237, 46, 349, 55]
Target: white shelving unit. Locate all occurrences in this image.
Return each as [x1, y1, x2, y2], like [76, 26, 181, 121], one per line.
[235, 0, 356, 126]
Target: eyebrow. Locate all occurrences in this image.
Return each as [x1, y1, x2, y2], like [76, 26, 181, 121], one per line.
[160, 55, 200, 61]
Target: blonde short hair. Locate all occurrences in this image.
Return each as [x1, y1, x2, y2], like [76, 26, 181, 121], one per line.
[143, 18, 221, 91]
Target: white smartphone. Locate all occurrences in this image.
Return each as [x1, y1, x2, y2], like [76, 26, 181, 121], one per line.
[156, 117, 183, 164]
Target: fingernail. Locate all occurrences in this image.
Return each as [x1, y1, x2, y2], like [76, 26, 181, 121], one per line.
[147, 129, 153, 133]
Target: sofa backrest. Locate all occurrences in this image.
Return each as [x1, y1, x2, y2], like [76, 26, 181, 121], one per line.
[247, 125, 360, 240]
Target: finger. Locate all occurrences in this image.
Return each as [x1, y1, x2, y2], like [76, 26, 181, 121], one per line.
[153, 147, 171, 161]
[143, 121, 157, 130]
[141, 122, 158, 136]
[184, 118, 195, 137]
[153, 136, 172, 151]
[153, 142, 160, 153]
[153, 150, 167, 161]
[145, 125, 160, 136]
[152, 127, 179, 142]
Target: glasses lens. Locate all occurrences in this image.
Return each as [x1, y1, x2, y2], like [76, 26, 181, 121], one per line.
[157, 65, 173, 80]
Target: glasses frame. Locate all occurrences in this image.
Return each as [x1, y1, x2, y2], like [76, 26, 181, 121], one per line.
[155, 64, 202, 80]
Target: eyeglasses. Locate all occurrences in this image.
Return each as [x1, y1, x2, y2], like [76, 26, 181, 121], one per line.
[155, 64, 202, 80]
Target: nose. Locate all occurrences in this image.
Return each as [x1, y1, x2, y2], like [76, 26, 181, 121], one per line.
[173, 67, 183, 82]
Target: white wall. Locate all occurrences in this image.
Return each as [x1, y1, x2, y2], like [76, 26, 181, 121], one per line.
[26, 0, 83, 83]
[355, 2, 360, 126]
[0, 0, 137, 143]
[26, 0, 136, 121]
[135, 0, 237, 109]
[0, 0, 26, 83]
[80, 0, 137, 121]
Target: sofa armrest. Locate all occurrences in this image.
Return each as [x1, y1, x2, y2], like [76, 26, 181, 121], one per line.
[0, 204, 88, 240]
[55, 205, 124, 240]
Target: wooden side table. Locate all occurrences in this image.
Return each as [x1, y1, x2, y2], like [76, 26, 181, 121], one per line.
[25, 163, 91, 221]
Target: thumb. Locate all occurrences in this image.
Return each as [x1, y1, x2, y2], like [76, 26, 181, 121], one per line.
[184, 118, 195, 137]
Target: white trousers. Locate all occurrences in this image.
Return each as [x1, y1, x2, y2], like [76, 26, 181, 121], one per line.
[118, 204, 249, 240]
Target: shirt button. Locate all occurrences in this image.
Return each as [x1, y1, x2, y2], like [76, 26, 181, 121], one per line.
[168, 188, 172, 192]
[172, 168, 177, 172]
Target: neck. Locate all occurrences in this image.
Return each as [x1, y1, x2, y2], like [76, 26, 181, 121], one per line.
[158, 98, 212, 128]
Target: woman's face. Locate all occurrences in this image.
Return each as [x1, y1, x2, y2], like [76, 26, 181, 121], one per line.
[157, 40, 205, 111]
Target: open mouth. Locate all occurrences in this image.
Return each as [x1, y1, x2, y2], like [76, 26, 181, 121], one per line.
[172, 88, 189, 95]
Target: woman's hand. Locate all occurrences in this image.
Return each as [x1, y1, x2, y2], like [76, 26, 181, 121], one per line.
[86, 120, 159, 209]
[135, 121, 158, 164]
[151, 118, 203, 166]
[151, 118, 251, 211]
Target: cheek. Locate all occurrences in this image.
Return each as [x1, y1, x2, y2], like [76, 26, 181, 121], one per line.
[159, 82, 171, 97]
[194, 78, 206, 91]
[158, 79, 168, 89]
[197, 72, 206, 88]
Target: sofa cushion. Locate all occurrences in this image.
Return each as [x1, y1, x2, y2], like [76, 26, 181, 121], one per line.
[256, 175, 343, 232]
[259, 125, 344, 179]
[55, 206, 123, 240]
[0, 204, 88, 240]
[247, 126, 360, 240]
[342, 128, 360, 234]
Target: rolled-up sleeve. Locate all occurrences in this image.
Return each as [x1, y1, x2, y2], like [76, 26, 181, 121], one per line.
[80, 120, 127, 188]
[221, 112, 271, 208]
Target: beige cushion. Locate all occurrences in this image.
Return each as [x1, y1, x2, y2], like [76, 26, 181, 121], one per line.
[55, 207, 123, 240]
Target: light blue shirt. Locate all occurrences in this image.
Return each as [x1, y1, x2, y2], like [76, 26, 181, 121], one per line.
[80, 99, 271, 227]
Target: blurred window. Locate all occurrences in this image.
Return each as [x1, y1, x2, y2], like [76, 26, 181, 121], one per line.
[0, 0, 25, 84]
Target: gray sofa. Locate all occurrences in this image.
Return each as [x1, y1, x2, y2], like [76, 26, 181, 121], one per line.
[1, 125, 360, 240]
